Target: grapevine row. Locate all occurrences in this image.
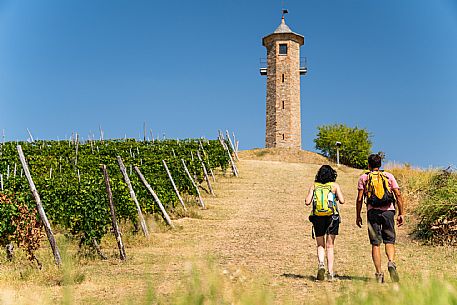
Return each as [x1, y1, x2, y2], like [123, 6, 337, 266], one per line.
[0, 136, 236, 264]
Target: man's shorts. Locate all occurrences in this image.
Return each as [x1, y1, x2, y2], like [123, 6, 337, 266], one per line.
[310, 215, 340, 237]
[367, 209, 396, 245]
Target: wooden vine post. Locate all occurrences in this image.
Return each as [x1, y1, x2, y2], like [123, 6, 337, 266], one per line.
[101, 164, 127, 260]
[134, 166, 175, 228]
[117, 156, 149, 238]
[232, 131, 240, 155]
[5, 244, 13, 261]
[99, 125, 104, 142]
[181, 159, 205, 208]
[229, 151, 239, 177]
[226, 130, 239, 160]
[199, 140, 216, 182]
[75, 133, 79, 166]
[26, 128, 34, 142]
[219, 136, 239, 177]
[209, 167, 216, 183]
[92, 238, 108, 260]
[197, 150, 215, 196]
[162, 160, 187, 212]
[17, 145, 62, 266]
[143, 122, 147, 142]
[1, 128, 4, 156]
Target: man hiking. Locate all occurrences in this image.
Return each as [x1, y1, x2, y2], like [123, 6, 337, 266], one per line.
[356, 154, 405, 283]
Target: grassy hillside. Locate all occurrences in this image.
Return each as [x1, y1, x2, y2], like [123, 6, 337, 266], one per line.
[0, 150, 456, 304]
[388, 164, 457, 245]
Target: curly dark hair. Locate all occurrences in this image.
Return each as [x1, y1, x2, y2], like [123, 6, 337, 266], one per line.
[315, 165, 337, 184]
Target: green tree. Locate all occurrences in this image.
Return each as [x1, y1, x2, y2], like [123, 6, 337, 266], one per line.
[314, 124, 372, 169]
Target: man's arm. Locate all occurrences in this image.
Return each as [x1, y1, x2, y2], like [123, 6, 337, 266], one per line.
[393, 188, 405, 226]
[356, 189, 364, 228]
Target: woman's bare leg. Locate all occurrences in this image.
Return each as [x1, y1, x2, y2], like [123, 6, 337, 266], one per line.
[316, 236, 326, 264]
[326, 234, 336, 275]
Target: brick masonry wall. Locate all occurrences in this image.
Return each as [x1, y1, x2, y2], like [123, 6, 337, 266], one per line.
[265, 36, 302, 149]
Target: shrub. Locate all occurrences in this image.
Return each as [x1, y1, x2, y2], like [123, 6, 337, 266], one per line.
[415, 170, 457, 245]
[0, 193, 44, 267]
[314, 124, 372, 169]
[388, 165, 457, 245]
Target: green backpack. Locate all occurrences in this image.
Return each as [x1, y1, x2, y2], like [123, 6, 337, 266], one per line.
[311, 182, 338, 216]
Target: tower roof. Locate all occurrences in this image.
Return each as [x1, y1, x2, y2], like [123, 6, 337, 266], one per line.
[273, 16, 293, 34]
[262, 16, 304, 46]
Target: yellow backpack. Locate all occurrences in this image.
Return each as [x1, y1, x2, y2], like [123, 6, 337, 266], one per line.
[312, 182, 338, 216]
[365, 171, 396, 207]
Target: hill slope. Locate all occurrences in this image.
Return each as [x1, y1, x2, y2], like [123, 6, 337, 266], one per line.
[1, 151, 456, 304]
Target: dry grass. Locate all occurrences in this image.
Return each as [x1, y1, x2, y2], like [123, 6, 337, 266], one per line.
[238, 148, 330, 165]
[0, 151, 456, 304]
[385, 162, 437, 212]
[386, 164, 457, 245]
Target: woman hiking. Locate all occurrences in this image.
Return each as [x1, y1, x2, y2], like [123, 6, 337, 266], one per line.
[305, 165, 345, 281]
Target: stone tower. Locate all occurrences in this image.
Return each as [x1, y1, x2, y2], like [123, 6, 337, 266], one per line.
[260, 14, 306, 149]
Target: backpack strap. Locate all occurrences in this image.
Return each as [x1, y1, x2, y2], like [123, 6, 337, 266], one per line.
[331, 182, 339, 216]
[364, 172, 374, 204]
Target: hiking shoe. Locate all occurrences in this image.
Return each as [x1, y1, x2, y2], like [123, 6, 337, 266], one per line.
[317, 262, 325, 281]
[375, 272, 384, 283]
[388, 261, 400, 282]
[327, 272, 336, 282]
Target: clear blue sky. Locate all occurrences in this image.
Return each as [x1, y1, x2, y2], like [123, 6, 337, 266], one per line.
[0, 0, 456, 168]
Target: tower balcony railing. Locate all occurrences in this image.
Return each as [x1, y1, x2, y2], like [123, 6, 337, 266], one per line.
[300, 57, 308, 75]
[259, 58, 268, 75]
[259, 57, 308, 76]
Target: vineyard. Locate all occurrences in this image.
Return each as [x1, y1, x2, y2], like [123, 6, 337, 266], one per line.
[0, 133, 238, 266]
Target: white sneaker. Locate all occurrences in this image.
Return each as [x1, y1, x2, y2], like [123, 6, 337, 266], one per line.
[327, 272, 336, 281]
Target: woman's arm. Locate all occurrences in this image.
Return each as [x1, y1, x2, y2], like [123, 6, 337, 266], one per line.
[305, 184, 314, 206]
[334, 183, 345, 204]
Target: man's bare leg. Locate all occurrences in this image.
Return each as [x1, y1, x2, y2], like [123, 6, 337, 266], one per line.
[372, 245, 382, 273]
[385, 243, 395, 262]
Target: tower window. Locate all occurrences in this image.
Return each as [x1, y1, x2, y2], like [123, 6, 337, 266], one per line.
[282, 134, 285, 140]
[282, 74, 285, 83]
[282, 101, 285, 109]
[279, 44, 287, 55]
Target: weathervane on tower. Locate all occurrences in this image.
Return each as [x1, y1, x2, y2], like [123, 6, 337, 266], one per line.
[260, 9, 307, 149]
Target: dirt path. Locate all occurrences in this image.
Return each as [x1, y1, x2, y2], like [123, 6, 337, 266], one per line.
[162, 157, 455, 303]
[70, 158, 367, 303]
[191, 159, 366, 303]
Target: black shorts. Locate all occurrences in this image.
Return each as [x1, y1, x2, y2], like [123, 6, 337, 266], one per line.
[310, 215, 340, 237]
[367, 209, 396, 245]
